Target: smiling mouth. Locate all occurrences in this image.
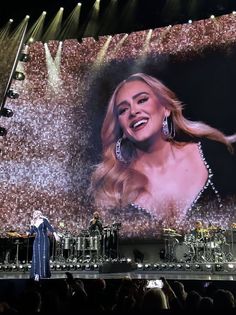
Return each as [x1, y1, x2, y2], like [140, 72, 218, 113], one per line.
[131, 118, 148, 130]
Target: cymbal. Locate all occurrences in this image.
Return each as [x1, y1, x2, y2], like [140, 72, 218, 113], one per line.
[208, 226, 218, 230]
[6, 232, 33, 238]
[197, 228, 208, 233]
[171, 233, 182, 237]
[7, 232, 21, 237]
[163, 233, 182, 238]
[163, 228, 176, 233]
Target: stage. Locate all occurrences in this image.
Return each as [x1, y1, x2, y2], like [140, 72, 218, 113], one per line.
[1, 236, 236, 283]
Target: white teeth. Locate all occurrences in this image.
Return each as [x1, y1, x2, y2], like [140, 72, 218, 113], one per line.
[133, 119, 148, 129]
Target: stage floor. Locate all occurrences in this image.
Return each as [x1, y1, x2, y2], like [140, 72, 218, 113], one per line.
[1, 267, 236, 281]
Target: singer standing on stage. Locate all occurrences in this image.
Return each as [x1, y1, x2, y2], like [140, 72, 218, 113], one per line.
[27, 210, 60, 281]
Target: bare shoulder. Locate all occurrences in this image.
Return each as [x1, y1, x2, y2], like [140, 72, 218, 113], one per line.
[185, 142, 199, 152]
[174, 141, 199, 158]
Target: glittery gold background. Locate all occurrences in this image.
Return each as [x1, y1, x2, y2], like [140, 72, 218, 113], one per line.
[0, 13, 235, 239]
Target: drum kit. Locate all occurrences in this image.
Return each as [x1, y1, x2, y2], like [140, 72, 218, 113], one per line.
[163, 225, 232, 263]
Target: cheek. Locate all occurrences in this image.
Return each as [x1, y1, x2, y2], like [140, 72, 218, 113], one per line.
[118, 116, 127, 130]
[152, 106, 165, 120]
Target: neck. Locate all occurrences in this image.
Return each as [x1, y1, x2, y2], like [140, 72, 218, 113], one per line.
[135, 139, 175, 167]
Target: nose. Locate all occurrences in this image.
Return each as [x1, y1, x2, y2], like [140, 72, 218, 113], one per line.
[129, 103, 141, 118]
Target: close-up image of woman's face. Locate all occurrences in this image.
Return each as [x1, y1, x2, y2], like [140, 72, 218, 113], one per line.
[115, 81, 167, 145]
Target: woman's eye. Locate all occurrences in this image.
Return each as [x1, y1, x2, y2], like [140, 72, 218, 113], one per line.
[118, 107, 127, 115]
[138, 97, 148, 104]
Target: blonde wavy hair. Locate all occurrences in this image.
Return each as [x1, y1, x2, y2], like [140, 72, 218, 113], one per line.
[90, 73, 235, 209]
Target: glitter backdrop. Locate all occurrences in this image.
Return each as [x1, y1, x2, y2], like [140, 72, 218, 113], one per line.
[0, 13, 235, 240]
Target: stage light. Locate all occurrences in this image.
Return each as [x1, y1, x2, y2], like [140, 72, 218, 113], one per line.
[215, 264, 224, 272]
[184, 264, 191, 270]
[160, 264, 167, 270]
[55, 264, 61, 270]
[62, 264, 67, 270]
[6, 89, 19, 99]
[89, 263, 99, 271]
[206, 264, 212, 269]
[193, 264, 201, 271]
[28, 37, 34, 44]
[13, 71, 25, 81]
[137, 263, 143, 270]
[144, 264, 151, 270]
[85, 263, 90, 270]
[76, 264, 82, 270]
[152, 263, 160, 270]
[4, 265, 12, 271]
[19, 52, 30, 62]
[0, 108, 13, 118]
[227, 263, 235, 271]
[69, 264, 75, 270]
[176, 264, 183, 270]
[0, 127, 7, 137]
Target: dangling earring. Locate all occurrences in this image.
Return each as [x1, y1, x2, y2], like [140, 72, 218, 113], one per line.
[162, 115, 175, 139]
[162, 115, 170, 137]
[115, 137, 127, 163]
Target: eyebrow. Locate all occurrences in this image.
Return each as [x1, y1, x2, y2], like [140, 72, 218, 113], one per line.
[116, 91, 149, 108]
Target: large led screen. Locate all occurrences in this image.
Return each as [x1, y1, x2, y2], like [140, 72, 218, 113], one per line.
[0, 14, 235, 240]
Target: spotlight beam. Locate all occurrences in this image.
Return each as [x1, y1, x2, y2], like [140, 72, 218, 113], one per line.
[82, 0, 101, 38]
[97, 0, 118, 36]
[42, 8, 64, 42]
[59, 3, 82, 40]
[25, 11, 47, 44]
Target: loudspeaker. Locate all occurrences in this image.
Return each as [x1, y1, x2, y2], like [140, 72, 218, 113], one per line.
[99, 261, 137, 273]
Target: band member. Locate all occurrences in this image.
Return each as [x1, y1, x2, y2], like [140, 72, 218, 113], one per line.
[89, 211, 103, 235]
[191, 220, 206, 240]
[88, 212, 103, 259]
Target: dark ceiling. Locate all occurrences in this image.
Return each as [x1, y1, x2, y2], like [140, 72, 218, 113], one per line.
[1, 0, 236, 39]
